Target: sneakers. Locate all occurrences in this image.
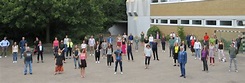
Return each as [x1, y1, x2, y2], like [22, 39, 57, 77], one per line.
[235, 70, 238, 72]
[13, 61, 18, 63]
[0, 56, 2, 59]
[229, 70, 231, 72]
[120, 72, 123, 75]
[98, 61, 100, 63]
[5, 56, 7, 57]
[114, 72, 117, 74]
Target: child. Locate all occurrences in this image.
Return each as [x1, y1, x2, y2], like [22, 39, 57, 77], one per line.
[54, 49, 64, 75]
[80, 49, 87, 78]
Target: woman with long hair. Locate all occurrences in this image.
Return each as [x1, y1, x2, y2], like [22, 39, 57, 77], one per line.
[79, 49, 87, 78]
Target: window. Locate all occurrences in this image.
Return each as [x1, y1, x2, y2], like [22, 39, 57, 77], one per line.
[181, 20, 189, 24]
[151, 19, 155, 23]
[237, 20, 245, 26]
[161, 19, 168, 24]
[192, 20, 202, 25]
[152, 0, 158, 3]
[161, 0, 168, 2]
[156, 19, 159, 23]
[206, 20, 216, 25]
[220, 21, 232, 26]
[170, 20, 178, 24]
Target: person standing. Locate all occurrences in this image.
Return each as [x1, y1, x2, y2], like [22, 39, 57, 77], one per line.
[173, 43, 180, 66]
[113, 46, 123, 74]
[121, 39, 126, 55]
[95, 41, 101, 63]
[128, 33, 134, 44]
[236, 35, 242, 54]
[106, 44, 113, 67]
[12, 42, 18, 63]
[190, 39, 195, 56]
[81, 40, 87, 51]
[101, 39, 108, 59]
[194, 39, 202, 60]
[229, 43, 238, 72]
[134, 36, 139, 52]
[54, 49, 64, 75]
[23, 47, 33, 75]
[19, 37, 27, 59]
[73, 45, 80, 69]
[155, 32, 160, 43]
[64, 35, 69, 58]
[33, 37, 39, 55]
[201, 47, 209, 72]
[117, 34, 122, 47]
[89, 35, 96, 56]
[203, 33, 209, 46]
[218, 40, 226, 62]
[79, 49, 87, 78]
[180, 41, 187, 51]
[175, 35, 181, 45]
[122, 32, 128, 42]
[140, 32, 145, 45]
[149, 34, 154, 48]
[99, 34, 104, 45]
[152, 40, 159, 61]
[53, 37, 59, 55]
[178, 47, 187, 78]
[186, 34, 191, 48]
[59, 40, 66, 63]
[209, 43, 215, 66]
[66, 39, 73, 59]
[107, 35, 114, 45]
[169, 37, 175, 57]
[0, 37, 10, 58]
[144, 44, 152, 69]
[214, 35, 219, 52]
[161, 35, 166, 52]
[127, 41, 133, 61]
[37, 41, 44, 63]
[144, 36, 149, 49]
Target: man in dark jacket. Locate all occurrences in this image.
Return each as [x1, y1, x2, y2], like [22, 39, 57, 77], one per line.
[37, 41, 44, 63]
[229, 43, 238, 72]
[178, 47, 187, 78]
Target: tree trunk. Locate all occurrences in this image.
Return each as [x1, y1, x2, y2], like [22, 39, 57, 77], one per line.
[46, 26, 50, 43]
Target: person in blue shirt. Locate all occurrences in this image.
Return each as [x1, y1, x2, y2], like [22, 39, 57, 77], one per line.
[19, 37, 27, 59]
[178, 47, 187, 78]
[107, 35, 114, 45]
[128, 33, 134, 44]
[113, 46, 123, 75]
[0, 37, 10, 58]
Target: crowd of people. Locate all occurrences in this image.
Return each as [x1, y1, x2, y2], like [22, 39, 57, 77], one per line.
[0, 31, 243, 78]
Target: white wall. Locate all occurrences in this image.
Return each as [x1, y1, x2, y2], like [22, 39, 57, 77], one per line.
[108, 23, 127, 35]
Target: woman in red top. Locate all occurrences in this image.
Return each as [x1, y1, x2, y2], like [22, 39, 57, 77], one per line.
[80, 49, 87, 78]
[190, 39, 195, 56]
[53, 37, 59, 55]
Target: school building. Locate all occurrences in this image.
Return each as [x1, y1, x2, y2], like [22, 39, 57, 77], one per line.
[126, 0, 245, 40]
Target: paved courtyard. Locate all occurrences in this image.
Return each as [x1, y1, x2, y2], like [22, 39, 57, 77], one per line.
[1, 43, 245, 83]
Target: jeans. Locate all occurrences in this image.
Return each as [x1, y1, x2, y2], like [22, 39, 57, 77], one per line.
[145, 56, 151, 65]
[150, 42, 153, 48]
[24, 61, 32, 74]
[152, 49, 158, 60]
[127, 51, 133, 60]
[135, 42, 139, 50]
[195, 49, 201, 59]
[37, 51, 43, 61]
[73, 57, 80, 68]
[218, 49, 226, 60]
[115, 60, 123, 72]
[169, 46, 173, 57]
[13, 52, 18, 61]
[180, 63, 186, 76]
[1, 46, 8, 57]
[20, 47, 25, 59]
[161, 42, 165, 51]
[66, 47, 72, 57]
[202, 57, 208, 71]
[229, 58, 237, 70]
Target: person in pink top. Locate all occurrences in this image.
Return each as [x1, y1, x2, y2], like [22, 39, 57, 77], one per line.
[53, 37, 59, 55]
[79, 49, 87, 78]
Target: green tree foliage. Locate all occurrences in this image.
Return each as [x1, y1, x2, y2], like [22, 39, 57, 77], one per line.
[0, 0, 126, 43]
[147, 25, 162, 38]
[177, 26, 185, 41]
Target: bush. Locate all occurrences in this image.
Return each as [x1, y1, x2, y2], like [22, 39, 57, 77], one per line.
[177, 26, 185, 41]
[147, 25, 162, 38]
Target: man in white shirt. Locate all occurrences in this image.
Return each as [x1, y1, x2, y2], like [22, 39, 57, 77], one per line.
[64, 35, 69, 57]
[88, 35, 95, 56]
[0, 37, 10, 58]
[149, 34, 154, 48]
[194, 39, 202, 60]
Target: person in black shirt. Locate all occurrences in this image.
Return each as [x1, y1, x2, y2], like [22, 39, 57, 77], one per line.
[59, 40, 65, 63]
[152, 40, 159, 61]
[127, 41, 133, 61]
[236, 35, 242, 54]
[33, 37, 39, 55]
[23, 47, 33, 75]
[73, 45, 80, 69]
[54, 49, 64, 75]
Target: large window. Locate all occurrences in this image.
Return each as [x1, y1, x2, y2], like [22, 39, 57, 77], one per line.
[161, 0, 168, 2]
[170, 20, 178, 24]
[206, 20, 216, 25]
[181, 20, 189, 24]
[220, 21, 232, 26]
[192, 20, 202, 25]
[161, 19, 168, 24]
